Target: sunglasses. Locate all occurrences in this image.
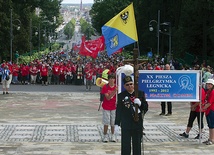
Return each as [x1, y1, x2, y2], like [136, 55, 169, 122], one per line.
[125, 83, 133, 86]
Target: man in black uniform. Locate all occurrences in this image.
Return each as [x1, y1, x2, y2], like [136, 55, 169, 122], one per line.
[115, 76, 148, 155]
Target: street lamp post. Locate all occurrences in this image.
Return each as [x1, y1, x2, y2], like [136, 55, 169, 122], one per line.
[10, 9, 21, 62]
[38, 23, 41, 53]
[36, 24, 45, 56]
[30, 22, 44, 60]
[149, 11, 172, 61]
[149, 10, 160, 56]
[48, 30, 53, 53]
[40, 20, 55, 53]
[10, 9, 12, 61]
[30, 19, 32, 61]
[160, 22, 172, 61]
[34, 26, 40, 53]
[36, 23, 47, 56]
[39, 29, 47, 58]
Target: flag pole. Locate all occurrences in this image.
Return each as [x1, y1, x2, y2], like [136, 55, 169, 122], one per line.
[133, 2, 139, 121]
[133, 47, 139, 122]
[134, 14, 145, 154]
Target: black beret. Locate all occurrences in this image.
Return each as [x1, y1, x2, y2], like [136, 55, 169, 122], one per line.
[123, 76, 133, 84]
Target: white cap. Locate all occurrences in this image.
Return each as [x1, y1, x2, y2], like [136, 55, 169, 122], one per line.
[206, 79, 214, 85]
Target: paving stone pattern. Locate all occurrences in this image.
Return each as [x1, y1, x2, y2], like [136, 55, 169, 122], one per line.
[0, 123, 209, 143]
[0, 91, 214, 155]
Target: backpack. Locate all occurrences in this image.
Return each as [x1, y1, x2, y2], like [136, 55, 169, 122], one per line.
[3, 70, 10, 81]
[6, 74, 10, 81]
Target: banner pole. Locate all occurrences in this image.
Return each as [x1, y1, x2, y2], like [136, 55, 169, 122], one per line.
[199, 70, 202, 144]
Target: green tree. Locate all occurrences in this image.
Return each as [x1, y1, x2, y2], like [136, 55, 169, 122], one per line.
[64, 19, 75, 39]
[90, 0, 214, 67]
[90, 0, 130, 34]
[79, 18, 95, 40]
[176, 0, 214, 65]
[0, 0, 12, 60]
[0, 0, 62, 61]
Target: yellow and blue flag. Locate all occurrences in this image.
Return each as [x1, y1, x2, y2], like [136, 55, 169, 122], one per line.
[101, 3, 138, 56]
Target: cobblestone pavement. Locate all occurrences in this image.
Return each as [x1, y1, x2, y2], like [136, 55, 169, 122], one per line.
[0, 91, 214, 155]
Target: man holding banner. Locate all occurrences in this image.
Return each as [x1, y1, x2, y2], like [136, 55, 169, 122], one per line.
[159, 64, 173, 116]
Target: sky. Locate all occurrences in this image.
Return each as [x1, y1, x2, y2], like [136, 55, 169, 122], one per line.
[62, 0, 94, 4]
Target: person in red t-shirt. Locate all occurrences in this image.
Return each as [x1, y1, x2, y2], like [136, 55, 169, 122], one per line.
[109, 63, 116, 74]
[52, 62, 60, 85]
[59, 64, 66, 85]
[65, 64, 73, 85]
[85, 66, 93, 91]
[97, 65, 104, 78]
[1, 60, 7, 68]
[12, 64, 20, 84]
[179, 88, 206, 139]
[101, 73, 117, 142]
[30, 63, 39, 84]
[20, 64, 30, 85]
[202, 79, 214, 145]
[154, 63, 161, 70]
[40, 64, 48, 86]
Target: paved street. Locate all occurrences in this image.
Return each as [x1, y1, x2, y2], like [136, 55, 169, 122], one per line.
[0, 84, 214, 155]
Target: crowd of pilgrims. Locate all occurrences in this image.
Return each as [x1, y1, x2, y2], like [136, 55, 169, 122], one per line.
[0, 50, 213, 86]
[0, 51, 125, 85]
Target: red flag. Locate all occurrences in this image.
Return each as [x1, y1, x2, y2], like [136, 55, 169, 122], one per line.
[79, 36, 90, 56]
[85, 36, 105, 51]
[79, 36, 105, 59]
[97, 36, 105, 51]
[79, 36, 85, 55]
[84, 41, 100, 58]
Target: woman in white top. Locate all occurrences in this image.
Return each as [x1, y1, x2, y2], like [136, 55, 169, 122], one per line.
[2, 65, 11, 94]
